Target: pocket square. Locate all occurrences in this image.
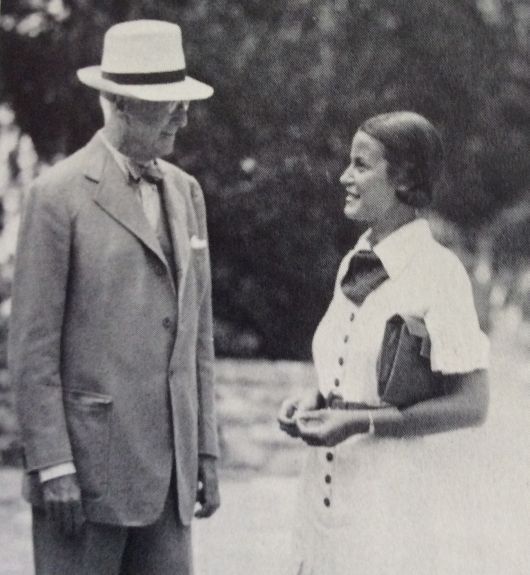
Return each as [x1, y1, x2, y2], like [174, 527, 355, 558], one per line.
[190, 235, 208, 250]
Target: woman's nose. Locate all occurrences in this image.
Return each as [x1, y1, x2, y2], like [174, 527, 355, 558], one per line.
[340, 166, 354, 185]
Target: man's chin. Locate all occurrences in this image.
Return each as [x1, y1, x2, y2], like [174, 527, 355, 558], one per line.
[157, 137, 177, 158]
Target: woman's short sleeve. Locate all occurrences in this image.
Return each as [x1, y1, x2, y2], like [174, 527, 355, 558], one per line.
[425, 257, 489, 374]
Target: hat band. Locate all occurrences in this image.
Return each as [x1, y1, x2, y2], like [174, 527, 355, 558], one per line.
[101, 69, 187, 85]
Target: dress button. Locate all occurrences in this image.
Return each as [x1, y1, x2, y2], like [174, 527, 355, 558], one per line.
[338, 357, 344, 366]
[324, 497, 331, 507]
[162, 317, 172, 329]
[350, 312, 355, 321]
[326, 452, 333, 462]
[334, 378, 340, 387]
[325, 474, 332, 484]
[343, 335, 349, 343]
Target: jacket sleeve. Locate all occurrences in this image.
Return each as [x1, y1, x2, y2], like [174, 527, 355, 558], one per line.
[8, 180, 74, 472]
[190, 178, 220, 458]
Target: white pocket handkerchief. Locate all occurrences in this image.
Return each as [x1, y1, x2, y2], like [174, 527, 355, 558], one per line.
[190, 235, 208, 250]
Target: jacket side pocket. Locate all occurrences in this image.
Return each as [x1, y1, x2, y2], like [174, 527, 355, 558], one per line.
[63, 389, 113, 499]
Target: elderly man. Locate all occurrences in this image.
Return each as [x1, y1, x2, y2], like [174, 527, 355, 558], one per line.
[9, 20, 220, 575]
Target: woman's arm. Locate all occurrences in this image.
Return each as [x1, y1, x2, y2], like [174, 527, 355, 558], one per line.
[373, 369, 489, 437]
[296, 370, 488, 447]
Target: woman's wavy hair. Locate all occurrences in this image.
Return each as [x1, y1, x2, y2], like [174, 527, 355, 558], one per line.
[359, 111, 444, 209]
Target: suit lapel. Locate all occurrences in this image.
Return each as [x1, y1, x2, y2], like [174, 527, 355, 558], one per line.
[86, 135, 168, 270]
[160, 174, 191, 314]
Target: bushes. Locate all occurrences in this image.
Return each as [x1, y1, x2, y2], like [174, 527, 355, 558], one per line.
[1, 1, 528, 357]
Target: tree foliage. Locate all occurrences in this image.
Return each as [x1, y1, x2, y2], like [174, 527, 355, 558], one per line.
[1, 0, 528, 358]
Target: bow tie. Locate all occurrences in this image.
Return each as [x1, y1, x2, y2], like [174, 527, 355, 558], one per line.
[127, 160, 164, 184]
[341, 249, 389, 306]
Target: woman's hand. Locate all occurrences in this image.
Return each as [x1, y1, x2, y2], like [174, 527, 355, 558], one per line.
[278, 388, 323, 438]
[296, 409, 370, 447]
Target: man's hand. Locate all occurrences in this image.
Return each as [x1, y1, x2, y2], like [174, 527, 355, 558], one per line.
[296, 409, 370, 447]
[278, 388, 323, 438]
[42, 474, 85, 536]
[195, 455, 220, 519]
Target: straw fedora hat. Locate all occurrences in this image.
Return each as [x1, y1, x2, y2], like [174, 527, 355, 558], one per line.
[77, 20, 213, 101]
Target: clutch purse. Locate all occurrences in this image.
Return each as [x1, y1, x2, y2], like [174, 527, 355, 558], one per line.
[377, 314, 443, 408]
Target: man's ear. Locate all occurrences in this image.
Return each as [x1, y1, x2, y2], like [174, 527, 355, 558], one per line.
[114, 96, 126, 113]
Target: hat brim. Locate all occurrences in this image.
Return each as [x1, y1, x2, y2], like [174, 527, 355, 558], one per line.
[77, 66, 213, 101]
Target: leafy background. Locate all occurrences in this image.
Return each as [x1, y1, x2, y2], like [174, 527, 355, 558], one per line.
[0, 8, 528, 572]
[0, 0, 528, 363]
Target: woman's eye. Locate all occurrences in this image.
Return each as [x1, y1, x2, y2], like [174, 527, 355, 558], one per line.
[355, 160, 367, 171]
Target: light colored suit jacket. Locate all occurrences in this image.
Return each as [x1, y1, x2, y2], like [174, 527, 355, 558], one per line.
[8, 133, 219, 527]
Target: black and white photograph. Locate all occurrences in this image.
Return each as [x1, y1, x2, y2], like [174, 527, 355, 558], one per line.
[0, 1, 528, 574]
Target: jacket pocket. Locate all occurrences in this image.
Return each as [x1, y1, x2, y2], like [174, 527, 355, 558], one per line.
[63, 389, 113, 499]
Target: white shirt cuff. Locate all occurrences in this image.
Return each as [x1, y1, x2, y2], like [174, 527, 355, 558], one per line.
[39, 462, 77, 483]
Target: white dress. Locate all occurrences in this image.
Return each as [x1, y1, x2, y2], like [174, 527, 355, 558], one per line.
[291, 219, 491, 575]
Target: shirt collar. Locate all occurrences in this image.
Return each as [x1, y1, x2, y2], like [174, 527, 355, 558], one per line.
[353, 228, 373, 252]
[371, 218, 432, 279]
[98, 130, 130, 177]
[97, 130, 161, 182]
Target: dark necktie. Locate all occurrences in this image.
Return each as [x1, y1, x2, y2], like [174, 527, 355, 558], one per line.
[341, 249, 389, 306]
[127, 160, 164, 184]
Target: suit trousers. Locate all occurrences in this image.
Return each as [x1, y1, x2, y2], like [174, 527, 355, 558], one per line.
[32, 476, 193, 575]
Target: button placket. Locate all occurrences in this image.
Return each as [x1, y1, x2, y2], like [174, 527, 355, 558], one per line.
[323, 450, 335, 508]
[333, 309, 354, 391]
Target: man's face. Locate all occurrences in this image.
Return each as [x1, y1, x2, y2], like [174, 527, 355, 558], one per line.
[122, 98, 189, 162]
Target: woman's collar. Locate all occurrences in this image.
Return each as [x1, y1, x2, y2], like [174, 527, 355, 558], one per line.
[372, 218, 432, 279]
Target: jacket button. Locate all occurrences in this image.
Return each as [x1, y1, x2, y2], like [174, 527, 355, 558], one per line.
[350, 312, 355, 321]
[334, 379, 340, 387]
[338, 357, 344, 366]
[325, 474, 332, 484]
[324, 497, 331, 507]
[162, 317, 172, 329]
[343, 335, 349, 343]
[326, 452, 333, 462]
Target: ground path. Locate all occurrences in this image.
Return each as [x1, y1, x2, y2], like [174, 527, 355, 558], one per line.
[1, 314, 528, 574]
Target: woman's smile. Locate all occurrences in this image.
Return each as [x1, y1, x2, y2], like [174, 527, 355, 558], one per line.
[345, 187, 360, 200]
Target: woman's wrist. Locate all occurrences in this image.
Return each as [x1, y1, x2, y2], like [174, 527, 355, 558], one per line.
[370, 406, 405, 437]
[343, 410, 372, 436]
[366, 411, 375, 434]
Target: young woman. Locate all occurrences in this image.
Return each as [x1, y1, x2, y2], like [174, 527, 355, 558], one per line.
[278, 111, 489, 574]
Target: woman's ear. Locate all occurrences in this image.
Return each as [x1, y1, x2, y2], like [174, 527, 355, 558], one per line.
[391, 169, 413, 196]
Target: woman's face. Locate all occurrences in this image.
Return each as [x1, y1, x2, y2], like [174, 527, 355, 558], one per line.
[340, 131, 400, 225]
